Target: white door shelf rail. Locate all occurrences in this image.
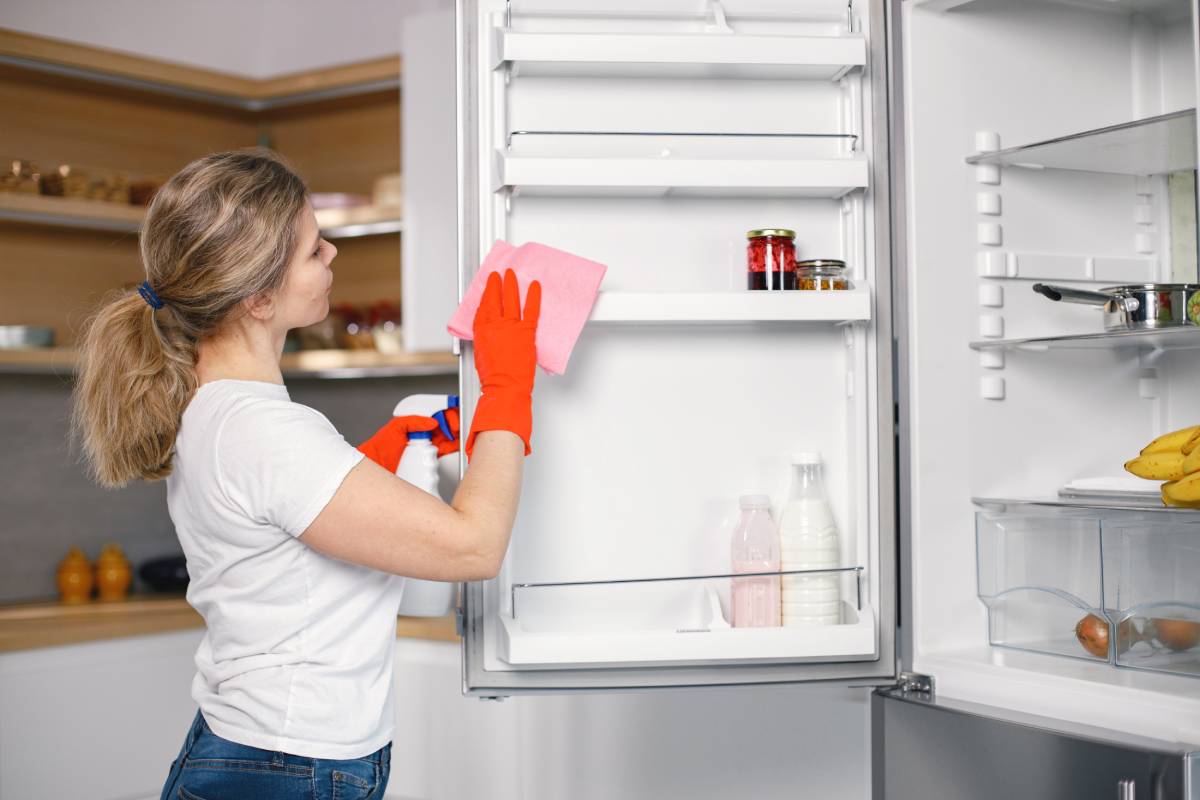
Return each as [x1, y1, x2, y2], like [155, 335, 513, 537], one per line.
[590, 288, 871, 322]
[496, 149, 869, 197]
[497, 566, 876, 667]
[493, 29, 867, 80]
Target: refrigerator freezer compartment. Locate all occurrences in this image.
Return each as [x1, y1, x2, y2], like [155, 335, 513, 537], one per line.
[495, 29, 866, 80]
[497, 133, 867, 198]
[976, 508, 1107, 662]
[589, 288, 871, 322]
[1102, 519, 1200, 679]
[495, 566, 875, 667]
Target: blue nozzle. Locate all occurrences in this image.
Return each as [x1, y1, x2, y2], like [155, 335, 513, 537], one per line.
[433, 408, 456, 442]
[406, 430, 434, 441]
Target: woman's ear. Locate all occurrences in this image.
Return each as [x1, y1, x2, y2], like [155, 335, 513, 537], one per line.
[243, 291, 275, 321]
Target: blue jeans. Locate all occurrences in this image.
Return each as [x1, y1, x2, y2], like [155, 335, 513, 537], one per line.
[159, 709, 392, 800]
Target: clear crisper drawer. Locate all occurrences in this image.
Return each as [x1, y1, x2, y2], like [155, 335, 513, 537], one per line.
[1103, 518, 1200, 678]
[976, 509, 1107, 663]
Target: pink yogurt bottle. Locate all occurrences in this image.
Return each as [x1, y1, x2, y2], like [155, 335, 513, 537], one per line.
[730, 494, 781, 627]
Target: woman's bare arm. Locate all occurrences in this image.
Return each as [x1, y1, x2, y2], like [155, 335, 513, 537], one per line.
[300, 429, 525, 581]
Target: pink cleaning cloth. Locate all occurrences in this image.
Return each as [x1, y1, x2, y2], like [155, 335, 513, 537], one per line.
[448, 240, 607, 375]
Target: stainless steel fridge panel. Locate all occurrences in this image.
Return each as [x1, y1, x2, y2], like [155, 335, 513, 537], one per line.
[873, 688, 1197, 800]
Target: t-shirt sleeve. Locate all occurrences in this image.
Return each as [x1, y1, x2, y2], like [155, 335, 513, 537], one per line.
[215, 398, 366, 537]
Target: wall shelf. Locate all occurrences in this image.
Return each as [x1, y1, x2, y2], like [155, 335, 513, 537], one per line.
[590, 288, 871, 322]
[0, 348, 457, 380]
[0, 193, 143, 233]
[0, 193, 403, 240]
[969, 326, 1200, 354]
[494, 30, 866, 80]
[497, 151, 869, 198]
[965, 109, 1197, 176]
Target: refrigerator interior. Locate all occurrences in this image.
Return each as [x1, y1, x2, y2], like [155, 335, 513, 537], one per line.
[458, 0, 895, 689]
[902, 0, 1200, 743]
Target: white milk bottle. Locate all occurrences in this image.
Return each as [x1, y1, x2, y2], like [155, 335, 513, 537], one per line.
[778, 453, 842, 626]
[730, 495, 781, 627]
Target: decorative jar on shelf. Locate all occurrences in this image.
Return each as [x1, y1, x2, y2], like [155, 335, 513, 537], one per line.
[56, 546, 93, 604]
[95, 542, 132, 601]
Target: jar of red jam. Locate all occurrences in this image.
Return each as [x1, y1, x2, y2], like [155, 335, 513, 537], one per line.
[746, 229, 796, 290]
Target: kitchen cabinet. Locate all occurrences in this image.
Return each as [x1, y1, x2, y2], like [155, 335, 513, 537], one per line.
[0, 629, 203, 800]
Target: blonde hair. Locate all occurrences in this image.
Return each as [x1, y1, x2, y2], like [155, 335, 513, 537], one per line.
[72, 148, 309, 488]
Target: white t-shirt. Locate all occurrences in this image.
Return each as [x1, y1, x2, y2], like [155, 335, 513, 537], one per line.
[166, 379, 404, 759]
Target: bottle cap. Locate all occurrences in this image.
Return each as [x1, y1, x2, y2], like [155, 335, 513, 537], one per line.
[406, 430, 434, 441]
[739, 494, 771, 509]
[447, 395, 460, 409]
[791, 451, 822, 465]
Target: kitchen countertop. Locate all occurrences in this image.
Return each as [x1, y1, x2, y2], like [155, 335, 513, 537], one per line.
[0, 595, 459, 653]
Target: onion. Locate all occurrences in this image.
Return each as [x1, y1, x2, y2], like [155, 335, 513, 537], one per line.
[1075, 614, 1110, 658]
[1151, 618, 1200, 652]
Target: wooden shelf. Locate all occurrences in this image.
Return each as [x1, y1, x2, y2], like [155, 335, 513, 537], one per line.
[0, 193, 403, 239]
[0, 595, 457, 653]
[314, 204, 403, 238]
[0, 192, 143, 233]
[0, 28, 401, 111]
[0, 347, 457, 379]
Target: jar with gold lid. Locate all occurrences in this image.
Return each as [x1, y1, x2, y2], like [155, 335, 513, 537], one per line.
[797, 259, 851, 291]
[746, 229, 797, 290]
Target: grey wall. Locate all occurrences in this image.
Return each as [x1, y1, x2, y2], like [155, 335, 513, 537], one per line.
[0, 373, 456, 604]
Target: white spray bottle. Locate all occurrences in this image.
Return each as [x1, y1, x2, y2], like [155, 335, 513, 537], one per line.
[393, 394, 461, 617]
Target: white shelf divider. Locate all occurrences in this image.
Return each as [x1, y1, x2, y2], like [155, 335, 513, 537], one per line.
[494, 30, 866, 80]
[497, 151, 869, 198]
[589, 288, 871, 323]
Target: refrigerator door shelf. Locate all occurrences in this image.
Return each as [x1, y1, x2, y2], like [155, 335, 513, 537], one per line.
[495, 30, 867, 80]
[497, 602, 877, 667]
[589, 288, 872, 323]
[496, 150, 869, 198]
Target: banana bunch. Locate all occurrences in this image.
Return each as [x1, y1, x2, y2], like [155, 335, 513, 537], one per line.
[1126, 425, 1200, 506]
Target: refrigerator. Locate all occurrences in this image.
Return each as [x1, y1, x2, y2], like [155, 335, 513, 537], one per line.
[406, 0, 1200, 795]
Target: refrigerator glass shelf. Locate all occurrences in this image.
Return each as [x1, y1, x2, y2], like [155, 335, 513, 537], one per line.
[969, 326, 1200, 354]
[973, 496, 1200, 514]
[495, 29, 866, 80]
[589, 288, 871, 322]
[965, 109, 1196, 176]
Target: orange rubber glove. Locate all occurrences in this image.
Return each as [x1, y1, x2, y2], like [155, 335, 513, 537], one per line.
[466, 268, 541, 458]
[431, 406, 460, 458]
[357, 415, 439, 473]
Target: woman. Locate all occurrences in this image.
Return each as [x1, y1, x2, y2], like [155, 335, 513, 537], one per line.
[71, 149, 541, 800]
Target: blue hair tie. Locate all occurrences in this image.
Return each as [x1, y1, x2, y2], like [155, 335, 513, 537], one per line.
[138, 280, 164, 310]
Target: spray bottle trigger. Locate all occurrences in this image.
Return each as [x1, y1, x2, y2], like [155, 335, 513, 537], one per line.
[433, 409, 455, 441]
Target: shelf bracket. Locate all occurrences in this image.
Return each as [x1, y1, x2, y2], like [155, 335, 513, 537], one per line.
[703, 0, 733, 34]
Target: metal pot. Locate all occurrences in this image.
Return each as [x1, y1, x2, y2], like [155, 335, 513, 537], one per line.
[1031, 283, 1200, 331]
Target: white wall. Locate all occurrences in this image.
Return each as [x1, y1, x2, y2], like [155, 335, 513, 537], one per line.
[0, 0, 448, 77]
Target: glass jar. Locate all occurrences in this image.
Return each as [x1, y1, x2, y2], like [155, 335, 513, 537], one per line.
[746, 229, 796, 290]
[797, 259, 851, 291]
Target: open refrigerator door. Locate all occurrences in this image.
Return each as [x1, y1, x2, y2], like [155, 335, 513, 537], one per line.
[454, 0, 898, 694]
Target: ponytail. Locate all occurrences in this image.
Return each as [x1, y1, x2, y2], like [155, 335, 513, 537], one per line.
[72, 292, 197, 487]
